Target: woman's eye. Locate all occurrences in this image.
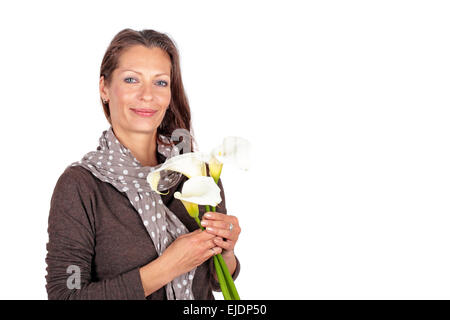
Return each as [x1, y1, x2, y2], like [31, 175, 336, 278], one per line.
[157, 80, 168, 87]
[124, 78, 168, 86]
[124, 77, 137, 83]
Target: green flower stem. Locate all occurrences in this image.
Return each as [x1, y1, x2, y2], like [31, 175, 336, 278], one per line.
[207, 169, 240, 299]
[216, 253, 240, 300]
[194, 216, 238, 300]
[213, 255, 232, 300]
[205, 205, 211, 212]
[194, 217, 204, 230]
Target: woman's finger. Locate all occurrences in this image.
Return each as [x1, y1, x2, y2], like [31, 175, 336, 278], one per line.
[204, 239, 216, 250]
[197, 229, 217, 240]
[213, 237, 234, 251]
[203, 213, 239, 230]
[203, 211, 230, 221]
[207, 246, 223, 258]
[204, 226, 234, 240]
[201, 219, 231, 230]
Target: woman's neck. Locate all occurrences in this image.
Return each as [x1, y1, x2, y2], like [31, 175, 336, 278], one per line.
[112, 126, 159, 167]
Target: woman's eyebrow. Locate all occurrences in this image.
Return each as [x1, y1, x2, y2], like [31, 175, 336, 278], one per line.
[120, 68, 169, 77]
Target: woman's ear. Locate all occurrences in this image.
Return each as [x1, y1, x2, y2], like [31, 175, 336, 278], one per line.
[99, 76, 109, 101]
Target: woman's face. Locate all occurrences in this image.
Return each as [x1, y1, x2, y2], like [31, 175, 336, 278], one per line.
[100, 45, 172, 135]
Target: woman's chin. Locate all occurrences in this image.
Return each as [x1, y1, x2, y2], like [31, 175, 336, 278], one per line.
[128, 122, 159, 134]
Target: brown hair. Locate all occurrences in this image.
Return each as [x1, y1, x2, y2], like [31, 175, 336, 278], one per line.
[100, 28, 195, 152]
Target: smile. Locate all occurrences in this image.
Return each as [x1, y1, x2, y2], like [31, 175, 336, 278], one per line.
[130, 108, 157, 117]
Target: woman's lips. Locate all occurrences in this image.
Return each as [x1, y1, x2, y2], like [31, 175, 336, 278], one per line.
[130, 108, 157, 117]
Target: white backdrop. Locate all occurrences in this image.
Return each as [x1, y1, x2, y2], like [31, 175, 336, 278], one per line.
[0, 0, 449, 299]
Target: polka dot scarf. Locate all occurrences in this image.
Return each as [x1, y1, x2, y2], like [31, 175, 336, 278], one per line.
[70, 126, 196, 300]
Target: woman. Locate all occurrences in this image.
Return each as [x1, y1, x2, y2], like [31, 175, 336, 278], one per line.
[45, 28, 241, 300]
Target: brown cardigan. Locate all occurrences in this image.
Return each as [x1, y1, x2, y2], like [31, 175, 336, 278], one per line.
[45, 156, 240, 300]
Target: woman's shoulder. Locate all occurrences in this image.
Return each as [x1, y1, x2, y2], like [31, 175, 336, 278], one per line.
[48, 165, 98, 243]
[59, 164, 96, 183]
[52, 164, 99, 198]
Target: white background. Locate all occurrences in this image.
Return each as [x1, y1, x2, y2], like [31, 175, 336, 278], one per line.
[0, 0, 449, 299]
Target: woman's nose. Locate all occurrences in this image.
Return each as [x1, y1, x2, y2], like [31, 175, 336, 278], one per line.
[140, 83, 154, 101]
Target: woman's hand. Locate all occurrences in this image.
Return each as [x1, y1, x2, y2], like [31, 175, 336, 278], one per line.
[160, 229, 223, 279]
[201, 212, 241, 257]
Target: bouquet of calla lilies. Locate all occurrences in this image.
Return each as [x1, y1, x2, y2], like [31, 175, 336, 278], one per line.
[147, 136, 251, 300]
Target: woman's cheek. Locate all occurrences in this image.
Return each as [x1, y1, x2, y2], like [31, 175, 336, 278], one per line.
[156, 90, 171, 104]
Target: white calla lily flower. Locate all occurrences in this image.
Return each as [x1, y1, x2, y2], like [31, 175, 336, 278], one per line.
[212, 136, 251, 170]
[174, 176, 222, 208]
[207, 155, 223, 184]
[146, 152, 207, 194]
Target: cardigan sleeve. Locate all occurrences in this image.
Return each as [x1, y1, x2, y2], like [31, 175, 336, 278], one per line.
[45, 167, 147, 300]
[208, 177, 242, 292]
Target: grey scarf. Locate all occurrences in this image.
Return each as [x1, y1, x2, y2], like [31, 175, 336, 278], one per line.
[70, 126, 196, 300]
